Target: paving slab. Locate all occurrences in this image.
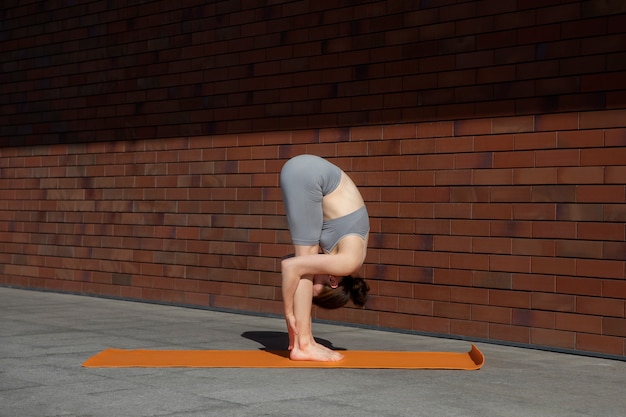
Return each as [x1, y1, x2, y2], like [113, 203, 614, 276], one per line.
[1, 287, 625, 417]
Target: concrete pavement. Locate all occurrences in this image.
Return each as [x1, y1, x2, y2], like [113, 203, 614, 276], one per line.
[1, 286, 625, 417]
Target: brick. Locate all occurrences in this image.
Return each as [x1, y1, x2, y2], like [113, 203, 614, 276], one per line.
[603, 242, 626, 261]
[489, 323, 530, 344]
[457, 50, 496, 69]
[415, 252, 450, 268]
[580, 109, 626, 129]
[490, 185, 532, 202]
[604, 166, 626, 184]
[531, 256, 576, 275]
[490, 289, 531, 308]
[531, 185, 577, 202]
[433, 268, 472, 287]
[513, 203, 556, 221]
[537, 76, 581, 96]
[397, 202, 433, 219]
[512, 238, 556, 257]
[557, 276, 602, 297]
[514, 132, 556, 150]
[555, 313, 602, 334]
[379, 281, 413, 297]
[604, 317, 626, 337]
[415, 219, 451, 236]
[578, 222, 625, 241]
[413, 283, 451, 302]
[434, 202, 471, 218]
[535, 112, 579, 132]
[472, 203, 513, 220]
[433, 301, 471, 319]
[558, 93, 606, 113]
[474, 134, 515, 152]
[512, 273, 555, 292]
[473, 168, 513, 184]
[382, 123, 416, 140]
[435, 169, 473, 185]
[434, 234, 472, 252]
[456, 16, 494, 36]
[438, 69, 477, 87]
[368, 295, 399, 312]
[557, 167, 605, 184]
[455, 152, 493, 169]
[474, 100, 516, 117]
[450, 252, 490, 271]
[536, 149, 580, 167]
[488, 255, 531, 273]
[518, 60, 561, 81]
[577, 259, 624, 279]
[604, 204, 626, 222]
[555, 239, 603, 259]
[583, 146, 626, 169]
[576, 333, 625, 356]
[439, 2, 477, 22]
[537, 3, 581, 24]
[473, 270, 513, 288]
[451, 319, 490, 338]
[578, 185, 626, 203]
[420, 21, 455, 40]
[607, 51, 626, 72]
[530, 328, 576, 349]
[346, 308, 380, 327]
[418, 55, 454, 75]
[577, 296, 624, 317]
[412, 315, 450, 334]
[493, 150, 535, 168]
[479, 64, 516, 85]
[472, 237, 511, 254]
[450, 186, 490, 202]
[454, 118, 492, 136]
[556, 203, 604, 222]
[451, 286, 489, 304]
[419, 88, 455, 105]
[561, 55, 606, 78]
[512, 308, 555, 329]
[379, 312, 413, 330]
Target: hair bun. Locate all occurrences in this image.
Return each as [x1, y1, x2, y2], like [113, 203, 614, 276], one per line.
[345, 276, 369, 307]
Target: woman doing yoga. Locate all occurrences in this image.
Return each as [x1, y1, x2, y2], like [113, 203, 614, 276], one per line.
[280, 154, 370, 361]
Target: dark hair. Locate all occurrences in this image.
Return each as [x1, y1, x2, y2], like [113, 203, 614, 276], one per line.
[312, 276, 370, 309]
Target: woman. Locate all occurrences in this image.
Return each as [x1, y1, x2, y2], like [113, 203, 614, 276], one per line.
[280, 154, 370, 361]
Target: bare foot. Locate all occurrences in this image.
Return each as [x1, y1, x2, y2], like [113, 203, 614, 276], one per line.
[290, 342, 344, 362]
[317, 343, 339, 355]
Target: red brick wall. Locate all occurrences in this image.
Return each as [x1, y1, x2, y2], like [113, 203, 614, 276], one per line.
[1, 113, 625, 357]
[1, 1, 625, 145]
[1, 1, 626, 358]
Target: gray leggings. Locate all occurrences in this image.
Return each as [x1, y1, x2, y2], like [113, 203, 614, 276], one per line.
[280, 154, 369, 252]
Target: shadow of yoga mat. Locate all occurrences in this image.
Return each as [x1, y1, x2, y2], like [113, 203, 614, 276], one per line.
[82, 344, 484, 370]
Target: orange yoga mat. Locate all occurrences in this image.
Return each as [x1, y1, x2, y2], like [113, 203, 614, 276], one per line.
[82, 344, 484, 370]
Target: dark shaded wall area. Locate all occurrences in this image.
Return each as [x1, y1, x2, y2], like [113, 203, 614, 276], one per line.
[2, 0, 625, 145]
[1, 1, 625, 358]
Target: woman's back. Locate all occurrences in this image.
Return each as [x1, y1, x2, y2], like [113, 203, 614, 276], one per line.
[322, 172, 365, 221]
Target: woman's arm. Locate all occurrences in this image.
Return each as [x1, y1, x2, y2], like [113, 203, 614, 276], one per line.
[281, 236, 365, 319]
[281, 251, 358, 347]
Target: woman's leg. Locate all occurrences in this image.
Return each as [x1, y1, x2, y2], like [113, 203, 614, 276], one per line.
[280, 156, 343, 361]
[288, 245, 343, 361]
